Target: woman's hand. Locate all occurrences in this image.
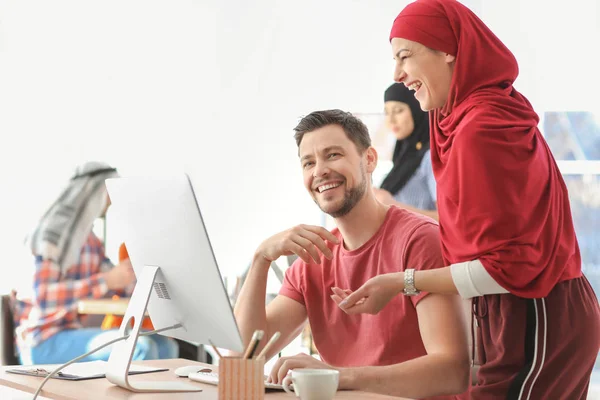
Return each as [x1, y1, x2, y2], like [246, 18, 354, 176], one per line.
[331, 272, 405, 315]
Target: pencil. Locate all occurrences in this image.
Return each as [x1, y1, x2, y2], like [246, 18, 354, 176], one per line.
[208, 339, 223, 359]
[255, 331, 281, 360]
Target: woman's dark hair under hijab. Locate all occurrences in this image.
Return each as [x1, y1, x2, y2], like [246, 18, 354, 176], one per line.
[380, 83, 431, 195]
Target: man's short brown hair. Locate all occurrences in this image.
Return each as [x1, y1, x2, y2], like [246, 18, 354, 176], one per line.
[293, 109, 371, 153]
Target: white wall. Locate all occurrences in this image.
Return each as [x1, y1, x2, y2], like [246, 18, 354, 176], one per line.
[210, 0, 413, 279]
[1, 0, 598, 295]
[0, 0, 411, 293]
[479, 0, 600, 112]
[0, 0, 221, 293]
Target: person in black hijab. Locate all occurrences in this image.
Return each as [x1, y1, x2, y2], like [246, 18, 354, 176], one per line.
[375, 83, 438, 220]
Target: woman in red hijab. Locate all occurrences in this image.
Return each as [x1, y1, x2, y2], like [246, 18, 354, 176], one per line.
[334, 0, 600, 398]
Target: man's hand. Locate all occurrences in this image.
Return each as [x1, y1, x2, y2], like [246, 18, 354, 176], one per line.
[332, 272, 404, 315]
[255, 225, 339, 265]
[103, 259, 136, 290]
[267, 353, 342, 385]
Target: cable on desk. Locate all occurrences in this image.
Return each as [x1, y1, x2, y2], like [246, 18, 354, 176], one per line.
[32, 323, 182, 400]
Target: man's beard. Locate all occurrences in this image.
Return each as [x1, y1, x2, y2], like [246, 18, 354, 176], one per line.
[314, 168, 367, 218]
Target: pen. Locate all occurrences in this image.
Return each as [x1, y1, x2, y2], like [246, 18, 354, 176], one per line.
[255, 331, 281, 360]
[243, 330, 264, 359]
[56, 372, 80, 379]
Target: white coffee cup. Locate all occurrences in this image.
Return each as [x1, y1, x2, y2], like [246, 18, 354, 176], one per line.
[282, 368, 339, 400]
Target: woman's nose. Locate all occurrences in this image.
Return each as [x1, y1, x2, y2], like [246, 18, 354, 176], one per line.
[394, 65, 406, 83]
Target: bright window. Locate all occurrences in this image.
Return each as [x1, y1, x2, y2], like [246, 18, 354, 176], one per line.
[542, 111, 600, 383]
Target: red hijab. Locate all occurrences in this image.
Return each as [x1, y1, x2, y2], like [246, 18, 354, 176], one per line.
[390, 0, 581, 298]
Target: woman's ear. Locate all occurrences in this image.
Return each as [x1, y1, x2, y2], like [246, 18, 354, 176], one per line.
[445, 53, 456, 63]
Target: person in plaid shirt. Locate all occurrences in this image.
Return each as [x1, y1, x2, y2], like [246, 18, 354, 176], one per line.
[16, 162, 178, 364]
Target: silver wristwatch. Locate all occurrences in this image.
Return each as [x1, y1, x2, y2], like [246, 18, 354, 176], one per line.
[402, 268, 421, 296]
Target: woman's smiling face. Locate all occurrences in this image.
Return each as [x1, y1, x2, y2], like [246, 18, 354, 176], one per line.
[391, 37, 456, 111]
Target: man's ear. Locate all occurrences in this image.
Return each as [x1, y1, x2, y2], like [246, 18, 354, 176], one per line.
[365, 147, 378, 173]
[445, 53, 456, 63]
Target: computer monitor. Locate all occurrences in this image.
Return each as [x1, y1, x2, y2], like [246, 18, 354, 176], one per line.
[103, 173, 244, 393]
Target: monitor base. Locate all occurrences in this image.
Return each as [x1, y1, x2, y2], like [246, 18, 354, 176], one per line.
[105, 266, 202, 393]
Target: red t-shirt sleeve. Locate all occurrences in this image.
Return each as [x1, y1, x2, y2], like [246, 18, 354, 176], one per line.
[278, 259, 305, 305]
[403, 221, 445, 306]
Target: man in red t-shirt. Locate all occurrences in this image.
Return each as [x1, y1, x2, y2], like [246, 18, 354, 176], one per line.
[233, 109, 469, 399]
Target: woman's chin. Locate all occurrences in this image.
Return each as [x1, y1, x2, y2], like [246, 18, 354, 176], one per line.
[394, 132, 412, 140]
[415, 89, 438, 111]
[416, 98, 434, 112]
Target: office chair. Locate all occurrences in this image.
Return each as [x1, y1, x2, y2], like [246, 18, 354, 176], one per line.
[0, 294, 19, 365]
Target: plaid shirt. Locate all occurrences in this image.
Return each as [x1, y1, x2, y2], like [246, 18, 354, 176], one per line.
[15, 233, 126, 349]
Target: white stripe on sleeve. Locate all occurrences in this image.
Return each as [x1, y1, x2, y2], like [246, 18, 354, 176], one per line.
[450, 259, 509, 299]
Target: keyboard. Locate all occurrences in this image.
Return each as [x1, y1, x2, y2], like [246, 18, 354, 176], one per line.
[188, 371, 285, 390]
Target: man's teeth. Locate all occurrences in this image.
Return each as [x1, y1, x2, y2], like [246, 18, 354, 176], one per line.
[409, 82, 422, 91]
[318, 182, 342, 193]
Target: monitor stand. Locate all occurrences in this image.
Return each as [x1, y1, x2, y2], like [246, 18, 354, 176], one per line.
[106, 265, 202, 392]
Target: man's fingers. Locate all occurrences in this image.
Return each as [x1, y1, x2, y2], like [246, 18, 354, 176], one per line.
[276, 355, 312, 383]
[297, 229, 333, 260]
[277, 360, 298, 384]
[276, 361, 290, 384]
[302, 225, 340, 245]
[287, 242, 314, 264]
[291, 235, 321, 263]
[269, 354, 313, 384]
[268, 356, 286, 383]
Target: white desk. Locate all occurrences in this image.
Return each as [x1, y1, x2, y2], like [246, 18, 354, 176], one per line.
[0, 359, 408, 400]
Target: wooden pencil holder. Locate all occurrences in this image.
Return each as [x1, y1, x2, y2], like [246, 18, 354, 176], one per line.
[218, 357, 265, 400]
